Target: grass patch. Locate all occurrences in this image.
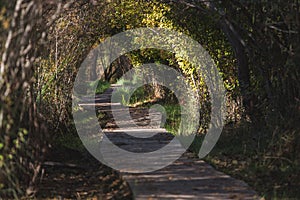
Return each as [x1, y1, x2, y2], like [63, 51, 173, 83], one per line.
[89, 80, 110, 94]
[115, 74, 153, 106]
[162, 104, 181, 135]
[53, 133, 86, 153]
[119, 86, 150, 106]
[75, 80, 110, 97]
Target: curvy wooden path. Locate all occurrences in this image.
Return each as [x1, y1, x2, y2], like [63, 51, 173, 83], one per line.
[79, 84, 259, 200]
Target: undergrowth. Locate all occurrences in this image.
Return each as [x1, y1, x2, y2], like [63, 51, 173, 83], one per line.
[201, 110, 300, 199]
[89, 80, 110, 94]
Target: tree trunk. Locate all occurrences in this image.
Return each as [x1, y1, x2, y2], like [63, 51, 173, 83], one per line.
[90, 49, 98, 80]
[218, 16, 251, 112]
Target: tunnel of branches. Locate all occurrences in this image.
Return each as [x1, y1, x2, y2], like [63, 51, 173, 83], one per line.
[0, 0, 299, 198]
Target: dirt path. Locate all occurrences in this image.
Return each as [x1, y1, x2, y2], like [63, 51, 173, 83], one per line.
[78, 84, 260, 200]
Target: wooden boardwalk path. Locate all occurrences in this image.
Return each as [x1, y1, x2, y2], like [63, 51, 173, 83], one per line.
[79, 84, 259, 200]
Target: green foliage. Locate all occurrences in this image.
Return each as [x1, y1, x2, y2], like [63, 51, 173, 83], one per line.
[53, 133, 85, 153]
[115, 73, 150, 106]
[162, 104, 181, 135]
[88, 80, 110, 94]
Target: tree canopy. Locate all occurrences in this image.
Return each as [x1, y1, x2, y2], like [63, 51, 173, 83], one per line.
[0, 0, 299, 198]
